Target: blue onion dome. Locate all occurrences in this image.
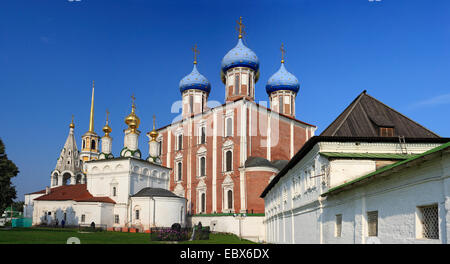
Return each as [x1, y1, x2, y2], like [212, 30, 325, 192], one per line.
[265, 62, 300, 94]
[221, 38, 260, 74]
[179, 64, 211, 94]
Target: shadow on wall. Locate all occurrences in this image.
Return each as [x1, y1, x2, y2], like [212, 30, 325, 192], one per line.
[38, 206, 79, 227]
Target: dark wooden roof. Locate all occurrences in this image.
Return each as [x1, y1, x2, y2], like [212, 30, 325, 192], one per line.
[320, 91, 440, 138]
[132, 187, 182, 198]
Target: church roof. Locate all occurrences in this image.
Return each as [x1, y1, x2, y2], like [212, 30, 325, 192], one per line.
[179, 64, 211, 94]
[320, 91, 440, 138]
[221, 38, 259, 73]
[54, 124, 82, 174]
[266, 63, 300, 94]
[244, 156, 289, 171]
[245, 156, 274, 168]
[132, 187, 182, 198]
[33, 184, 115, 204]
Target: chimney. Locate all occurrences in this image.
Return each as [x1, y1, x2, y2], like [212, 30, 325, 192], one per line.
[46, 186, 50, 195]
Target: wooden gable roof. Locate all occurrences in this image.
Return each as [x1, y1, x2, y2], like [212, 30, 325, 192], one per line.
[320, 91, 440, 138]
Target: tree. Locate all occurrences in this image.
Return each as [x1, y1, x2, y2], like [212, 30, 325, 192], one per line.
[0, 138, 19, 214]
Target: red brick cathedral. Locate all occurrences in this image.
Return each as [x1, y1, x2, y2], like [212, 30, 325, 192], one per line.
[156, 19, 316, 215]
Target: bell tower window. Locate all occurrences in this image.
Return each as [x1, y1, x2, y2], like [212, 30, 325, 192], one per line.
[91, 140, 96, 150]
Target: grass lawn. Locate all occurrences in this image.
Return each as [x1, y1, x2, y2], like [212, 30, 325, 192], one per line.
[0, 227, 256, 244]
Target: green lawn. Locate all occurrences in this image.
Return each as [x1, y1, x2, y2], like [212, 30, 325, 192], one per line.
[0, 227, 256, 244]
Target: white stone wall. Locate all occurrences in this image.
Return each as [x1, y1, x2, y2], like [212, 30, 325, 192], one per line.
[264, 141, 450, 244]
[24, 193, 44, 218]
[190, 216, 265, 243]
[131, 196, 186, 229]
[85, 158, 170, 203]
[32, 200, 113, 227]
[322, 155, 449, 244]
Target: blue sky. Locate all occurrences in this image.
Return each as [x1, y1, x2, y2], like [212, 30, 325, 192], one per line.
[1, 0, 450, 200]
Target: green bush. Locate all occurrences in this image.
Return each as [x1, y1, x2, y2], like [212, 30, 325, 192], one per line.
[194, 226, 210, 240]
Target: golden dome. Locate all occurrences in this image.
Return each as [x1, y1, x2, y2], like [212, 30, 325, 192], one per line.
[69, 115, 75, 129]
[147, 115, 158, 141]
[103, 123, 112, 136]
[148, 129, 158, 141]
[125, 100, 140, 132]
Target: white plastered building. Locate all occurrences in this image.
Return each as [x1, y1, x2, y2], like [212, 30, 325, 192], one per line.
[24, 95, 186, 230]
[261, 91, 450, 244]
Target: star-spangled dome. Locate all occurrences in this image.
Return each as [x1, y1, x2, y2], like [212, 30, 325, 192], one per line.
[179, 64, 211, 94]
[221, 38, 259, 73]
[265, 63, 300, 94]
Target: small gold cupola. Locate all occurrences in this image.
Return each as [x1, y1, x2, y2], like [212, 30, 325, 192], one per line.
[69, 115, 75, 129]
[124, 94, 140, 133]
[102, 109, 112, 137]
[148, 115, 159, 142]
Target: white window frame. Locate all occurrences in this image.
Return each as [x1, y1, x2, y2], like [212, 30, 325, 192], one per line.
[176, 161, 183, 182]
[197, 123, 207, 145]
[176, 133, 183, 151]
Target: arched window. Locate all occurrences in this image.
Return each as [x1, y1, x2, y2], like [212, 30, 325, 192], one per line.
[177, 162, 182, 181]
[200, 157, 206, 176]
[113, 187, 117, 196]
[201, 193, 206, 213]
[200, 126, 206, 144]
[135, 209, 140, 220]
[227, 190, 233, 209]
[91, 140, 96, 150]
[62, 173, 71, 185]
[82, 140, 86, 149]
[53, 173, 58, 186]
[226, 118, 233, 137]
[225, 150, 232, 172]
[234, 74, 240, 95]
[177, 134, 183, 150]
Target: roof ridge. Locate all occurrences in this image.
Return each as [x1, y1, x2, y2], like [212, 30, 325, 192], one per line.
[363, 92, 440, 137]
[326, 90, 366, 136]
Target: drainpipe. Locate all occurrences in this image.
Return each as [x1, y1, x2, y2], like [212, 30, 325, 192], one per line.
[150, 197, 156, 227]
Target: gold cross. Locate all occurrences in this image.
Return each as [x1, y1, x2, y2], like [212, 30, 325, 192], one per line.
[106, 109, 110, 123]
[192, 44, 199, 65]
[281, 43, 286, 63]
[131, 94, 136, 108]
[237, 16, 245, 39]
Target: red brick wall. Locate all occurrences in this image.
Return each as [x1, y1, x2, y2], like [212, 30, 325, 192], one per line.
[246, 170, 276, 214]
[158, 100, 313, 215]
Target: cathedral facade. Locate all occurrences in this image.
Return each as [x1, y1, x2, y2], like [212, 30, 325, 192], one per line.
[156, 19, 315, 218]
